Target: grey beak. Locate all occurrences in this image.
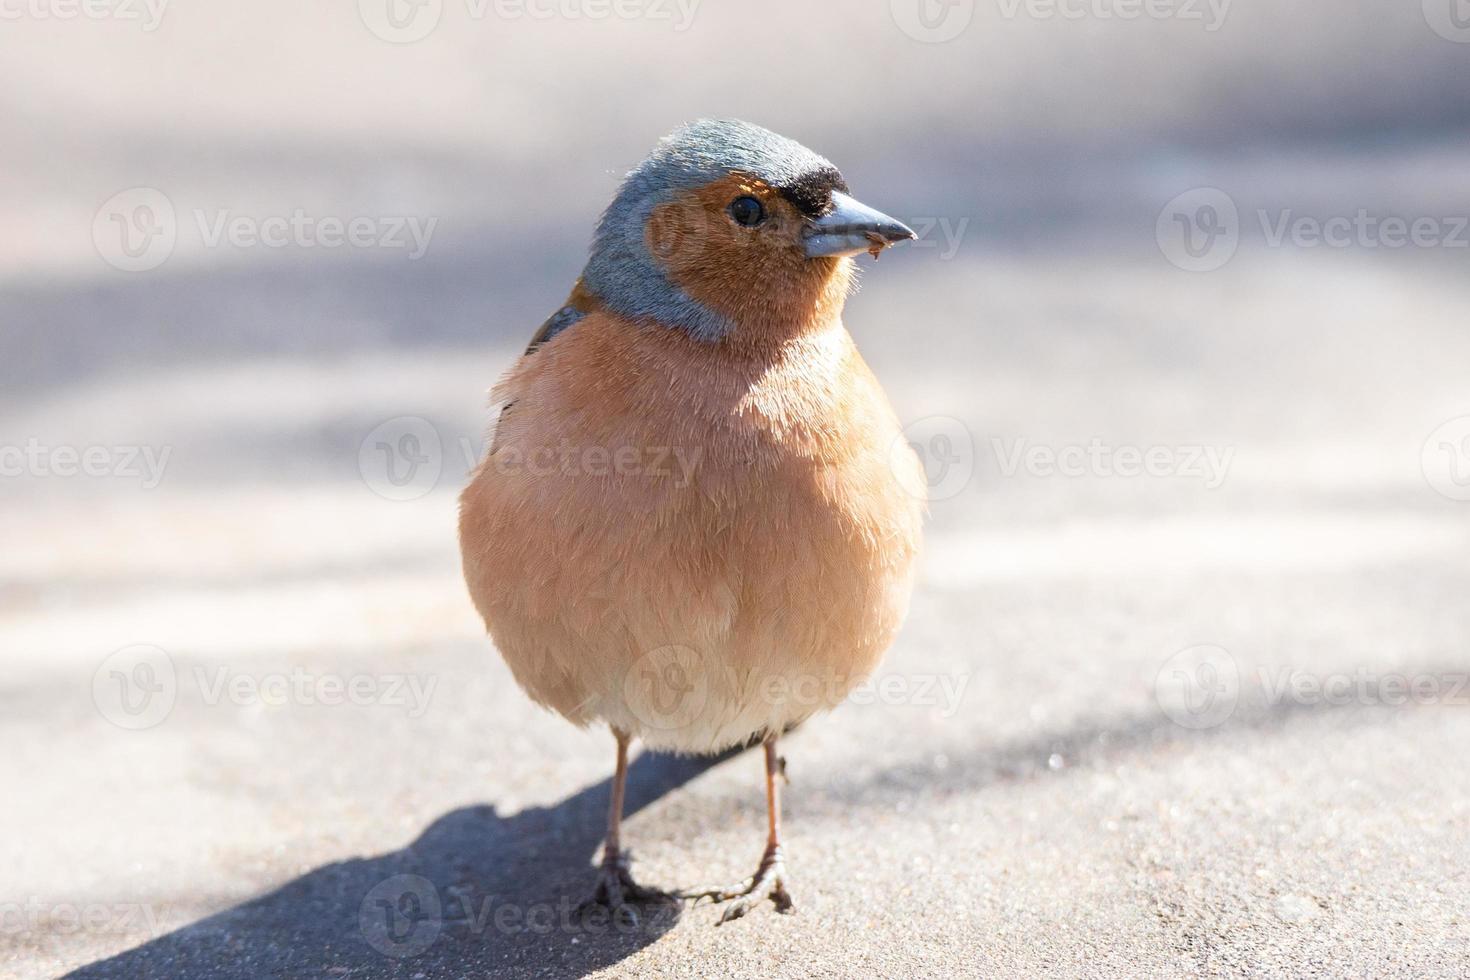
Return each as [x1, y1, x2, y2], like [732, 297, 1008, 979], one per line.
[803, 191, 916, 258]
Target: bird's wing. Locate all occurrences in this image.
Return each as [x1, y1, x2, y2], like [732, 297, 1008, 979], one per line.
[491, 282, 597, 453]
[522, 278, 598, 356]
[522, 303, 585, 357]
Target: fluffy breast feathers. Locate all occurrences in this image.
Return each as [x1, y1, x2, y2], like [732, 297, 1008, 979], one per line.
[458, 311, 924, 751]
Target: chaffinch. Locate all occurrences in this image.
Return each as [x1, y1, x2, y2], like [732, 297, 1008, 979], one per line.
[459, 119, 924, 924]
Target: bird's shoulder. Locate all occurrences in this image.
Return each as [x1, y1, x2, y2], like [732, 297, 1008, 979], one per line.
[497, 307, 900, 464]
[521, 278, 601, 356]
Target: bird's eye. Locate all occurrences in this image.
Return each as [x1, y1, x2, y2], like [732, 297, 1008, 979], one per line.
[728, 195, 766, 227]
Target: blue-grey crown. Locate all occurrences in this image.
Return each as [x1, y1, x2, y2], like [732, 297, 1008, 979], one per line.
[581, 119, 843, 343]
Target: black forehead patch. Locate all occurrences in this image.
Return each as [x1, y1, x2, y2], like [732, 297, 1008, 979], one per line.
[776, 166, 849, 219]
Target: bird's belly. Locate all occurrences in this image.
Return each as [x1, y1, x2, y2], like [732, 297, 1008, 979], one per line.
[458, 314, 924, 752]
[459, 438, 922, 752]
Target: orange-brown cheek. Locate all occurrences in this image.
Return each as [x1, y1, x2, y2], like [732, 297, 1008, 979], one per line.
[646, 176, 838, 333]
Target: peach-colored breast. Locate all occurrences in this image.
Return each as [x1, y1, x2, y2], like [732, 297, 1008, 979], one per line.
[458, 312, 924, 752]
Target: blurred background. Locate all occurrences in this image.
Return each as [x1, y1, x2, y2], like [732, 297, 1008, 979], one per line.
[4, 2, 1470, 977]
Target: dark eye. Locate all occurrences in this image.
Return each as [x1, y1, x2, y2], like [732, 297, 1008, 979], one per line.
[728, 195, 765, 227]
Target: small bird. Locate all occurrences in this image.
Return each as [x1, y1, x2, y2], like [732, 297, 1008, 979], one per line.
[459, 119, 924, 923]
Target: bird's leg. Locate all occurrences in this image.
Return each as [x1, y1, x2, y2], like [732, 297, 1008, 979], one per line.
[685, 737, 796, 923]
[578, 727, 672, 926]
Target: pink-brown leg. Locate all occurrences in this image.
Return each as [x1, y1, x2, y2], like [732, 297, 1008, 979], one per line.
[578, 728, 672, 926]
[686, 737, 795, 924]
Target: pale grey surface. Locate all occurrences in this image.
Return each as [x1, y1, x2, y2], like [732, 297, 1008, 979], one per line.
[5, 2, 1470, 977]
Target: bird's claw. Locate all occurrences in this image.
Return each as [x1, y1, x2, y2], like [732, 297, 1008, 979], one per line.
[683, 844, 795, 924]
[576, 854, 675, 929]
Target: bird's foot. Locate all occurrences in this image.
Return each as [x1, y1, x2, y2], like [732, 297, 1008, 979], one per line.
[684, 844, 795, 924]
[576, 853, 675, 930]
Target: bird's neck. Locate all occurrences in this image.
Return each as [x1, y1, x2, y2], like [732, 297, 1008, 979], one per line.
[695, 256, 856, 357]
[580, 248, 855, 354]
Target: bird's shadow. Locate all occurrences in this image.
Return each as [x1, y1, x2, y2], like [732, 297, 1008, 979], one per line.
[66, 749, 732, 980]
[62, 689, 1392, 978]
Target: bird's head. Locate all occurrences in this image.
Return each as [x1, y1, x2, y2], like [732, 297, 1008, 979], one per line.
[581, 119, 914, 345]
